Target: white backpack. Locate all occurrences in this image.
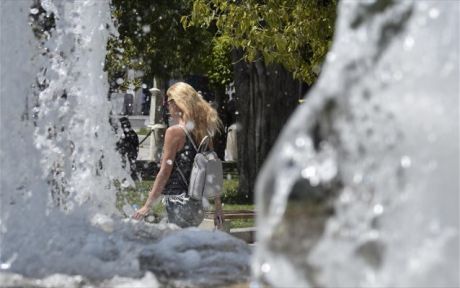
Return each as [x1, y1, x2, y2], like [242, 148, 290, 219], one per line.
[176, 126, 223, 200]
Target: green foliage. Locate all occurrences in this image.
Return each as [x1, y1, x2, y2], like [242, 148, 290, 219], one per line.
[137, 127, 150, 135]
[205, 37, 233, 88]
[105, 37, 143, 91]
[115, 178, 245, 217]
[221, 178, 244, 204]
[115, 180, 161, 215]
[229, 218, 255, 229]
[220, 203, 254, 211]
[183, 0, 337, 84]
[222, 178, 239, 202]
[106, 0, 217, 91]
[116, 179, 254, 227]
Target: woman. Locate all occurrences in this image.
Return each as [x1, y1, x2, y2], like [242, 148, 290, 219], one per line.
[133, 82, 224, 228]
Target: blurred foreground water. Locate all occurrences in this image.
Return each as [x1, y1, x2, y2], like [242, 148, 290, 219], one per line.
[254, 1, 459, 287]
[0, 0, 458, 287]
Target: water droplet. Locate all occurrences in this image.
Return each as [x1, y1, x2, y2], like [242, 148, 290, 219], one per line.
[301, 166, 316, 179]
[309, 176, 320, 187]
[353, 173, 363, 184]
[30, 8, 39, 15]
[234, 123, 243, 131]
[373, 204, 384, 215]
[142, 25, 151, 33]
[116, 78, 124, 85]
[207, 175, 215, 183]
[429, 8, 440, 19]
[340, 189, 352, 204]
[166, 159, 173, 165]
[327, 52, 336, 63]
[295, 137, 306, 148]
[318, 159, 337, 181]
[400, 156, 411, 168]
[185, 121, 195, 130]
[403, 36, 415, 51]
[0, 254, 17, 270]
[261, 262, 271, 273]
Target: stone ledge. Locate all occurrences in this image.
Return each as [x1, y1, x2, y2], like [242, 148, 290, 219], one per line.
[229, 227, 256, 244]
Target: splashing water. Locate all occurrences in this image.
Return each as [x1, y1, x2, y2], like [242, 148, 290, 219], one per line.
[0, 0, 137, 278]
[0, 0, 250, 286]
[254, 1, 459, 287]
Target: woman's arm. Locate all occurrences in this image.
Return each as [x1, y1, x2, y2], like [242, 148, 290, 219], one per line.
[209, 137, 224, 228]
[213, 195, 224, 229]
[132, 126, 183, 220]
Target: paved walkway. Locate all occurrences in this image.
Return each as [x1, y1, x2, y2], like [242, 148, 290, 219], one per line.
[137, 133, 152, 161]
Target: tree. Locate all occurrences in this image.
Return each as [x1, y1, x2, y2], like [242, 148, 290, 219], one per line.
[105, 0, 235, 159]
[105, 0, 217, 92]
[184, 0, 337, 201]
[183, 0, 337, 84]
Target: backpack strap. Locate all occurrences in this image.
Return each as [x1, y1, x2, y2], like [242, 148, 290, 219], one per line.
[174, 125, 210, 190]
[197, 136, 210, 152]
[176, 162, 189, 186]
[177, 125, 211, 153]
[177, 125, 198, 152]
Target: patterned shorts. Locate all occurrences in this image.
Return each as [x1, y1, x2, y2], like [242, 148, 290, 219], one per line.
[163, 193, 204, 228]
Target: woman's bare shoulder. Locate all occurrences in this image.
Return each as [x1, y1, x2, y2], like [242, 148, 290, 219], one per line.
[166, 124, 185, 133]
[165, 125, 185, 139]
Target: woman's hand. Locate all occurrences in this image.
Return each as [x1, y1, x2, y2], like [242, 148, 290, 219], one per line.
[132, 205, 150, 220]
[213, 195, 224, 229]
[214, 208, 224, 229]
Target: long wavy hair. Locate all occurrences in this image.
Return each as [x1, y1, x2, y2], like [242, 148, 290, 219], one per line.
[166, 82, 223, 145]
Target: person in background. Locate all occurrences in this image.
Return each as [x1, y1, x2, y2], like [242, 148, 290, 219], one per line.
[141, 88, 151, 115]
[116, 117, 139, 180]
[133, 82, 224, 228]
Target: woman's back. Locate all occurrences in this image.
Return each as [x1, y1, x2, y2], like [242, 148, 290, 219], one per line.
[163, 128, 196, 195]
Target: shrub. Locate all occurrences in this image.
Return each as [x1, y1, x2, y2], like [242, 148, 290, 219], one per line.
[221, 178, 241, 204]
[137, 127, 150, 135]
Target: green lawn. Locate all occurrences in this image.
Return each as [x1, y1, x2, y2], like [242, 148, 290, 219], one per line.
[116, 179, 255, 228]
[208, 202, 255, 229]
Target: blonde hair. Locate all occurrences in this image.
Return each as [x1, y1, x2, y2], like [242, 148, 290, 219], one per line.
[167, 82, 223, 144]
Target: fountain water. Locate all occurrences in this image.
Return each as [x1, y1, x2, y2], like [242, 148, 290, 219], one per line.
[254, 1, 459, 287]
[2, 0, 458, 287]
[1, 1, 250, 287]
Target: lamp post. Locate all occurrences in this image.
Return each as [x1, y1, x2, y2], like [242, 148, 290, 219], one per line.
[148, 83, 167, 162]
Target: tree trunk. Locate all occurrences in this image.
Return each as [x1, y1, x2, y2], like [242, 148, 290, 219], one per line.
[212, 85, 227, 160]
[233, 50, 309, 202]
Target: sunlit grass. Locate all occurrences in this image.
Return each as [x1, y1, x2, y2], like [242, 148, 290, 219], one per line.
[116, 179, 255, 228]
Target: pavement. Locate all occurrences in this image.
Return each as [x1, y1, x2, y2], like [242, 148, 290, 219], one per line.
[137, 135, 152, 161]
